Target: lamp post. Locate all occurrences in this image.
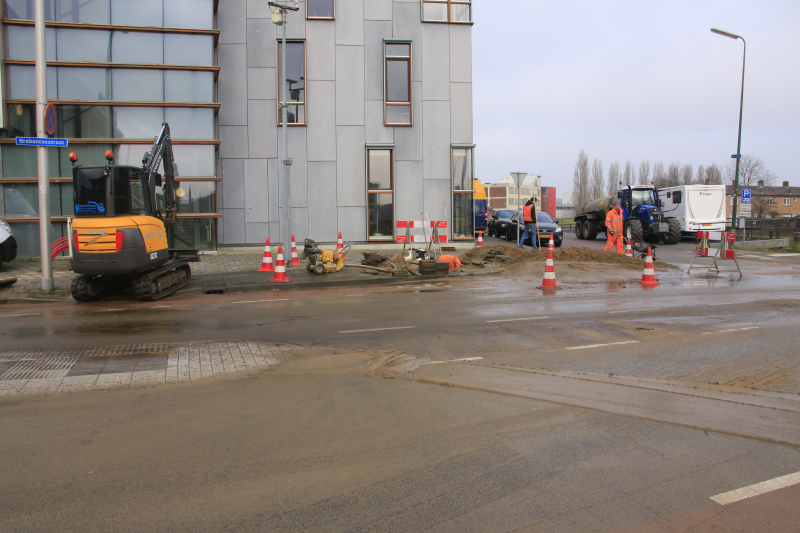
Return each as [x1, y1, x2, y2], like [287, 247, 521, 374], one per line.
[711, 27, 746, 229]
[35, 0, 53, 291]
[270, 1, 299, 252]
[510, 172, 527, 246]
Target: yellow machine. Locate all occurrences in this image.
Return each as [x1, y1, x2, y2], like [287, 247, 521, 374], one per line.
[302, 239, 350, 274]
[69, 123, 199, 301]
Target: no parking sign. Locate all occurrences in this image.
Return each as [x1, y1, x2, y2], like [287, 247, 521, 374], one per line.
[45, 103, 57, 135]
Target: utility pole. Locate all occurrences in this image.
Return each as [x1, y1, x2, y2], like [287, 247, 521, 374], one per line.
[35, 0, 53, 291]
[270, 1, 299, 251]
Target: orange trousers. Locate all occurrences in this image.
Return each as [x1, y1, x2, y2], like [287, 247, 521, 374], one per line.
[604, 233, 623, 254]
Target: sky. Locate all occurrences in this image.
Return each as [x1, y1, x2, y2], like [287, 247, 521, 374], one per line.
[472, 1, 800, 198]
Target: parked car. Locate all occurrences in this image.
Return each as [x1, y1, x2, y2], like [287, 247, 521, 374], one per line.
[504, 211, 563, 247]
[0, 220, 18, 268]
[488, 209, 516, 238]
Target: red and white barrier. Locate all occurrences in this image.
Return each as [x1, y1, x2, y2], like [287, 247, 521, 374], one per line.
[690, 231, 741, 275]
[396, 220, 448, 243]
[270, 245, 290, 283]
[258, 237, 275, 272]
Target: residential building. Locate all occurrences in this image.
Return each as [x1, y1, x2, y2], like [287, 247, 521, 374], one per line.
[0, 0, 475, 256]
[485, 174, 541, 210]
[725, 181, 800, 220]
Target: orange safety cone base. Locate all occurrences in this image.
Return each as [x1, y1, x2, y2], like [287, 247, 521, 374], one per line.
[536, 285, 561, 290]
[638, 280, 659, 286]
[258, 264, 275, 272]
[270, 277, 290, 283]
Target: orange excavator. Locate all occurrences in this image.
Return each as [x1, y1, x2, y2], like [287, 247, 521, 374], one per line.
[69, 123, 199, 301]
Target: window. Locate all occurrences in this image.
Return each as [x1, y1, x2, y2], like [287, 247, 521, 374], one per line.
[366, 149, 394, 240]
[307, 0, 333, 19]
[673, 191, 682, 204]
[784, 198, 790, 206]
[767, 198, 773, 206]
[452, 147, 474, 239]
[277, 41, 305, 125]
[422, 1, 471, 23]
[384, 42, 412, 126]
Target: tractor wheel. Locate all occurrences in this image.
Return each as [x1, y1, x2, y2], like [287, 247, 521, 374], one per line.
[664, 218, 681, 244]
[624, 219, 644, 243]
[584, 220, 598, 240]
[575, 220, 584, 239]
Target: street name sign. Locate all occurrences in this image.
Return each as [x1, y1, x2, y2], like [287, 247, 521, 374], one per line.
[15, 137, 68, 147]
[741, 189, 751, 204]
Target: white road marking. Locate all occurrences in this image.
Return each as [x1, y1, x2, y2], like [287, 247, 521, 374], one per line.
[0, 313, 41, 318]
[711, 471, 800, 505]
[340, 326, 415, 334]
[608, 308, 662, 314]
[232, 299, 290, 304]
[487, 316, 550, 323]
[424, 357, 484, 365]
[566, 341, 640, 351]
[701, 326, 759, 335]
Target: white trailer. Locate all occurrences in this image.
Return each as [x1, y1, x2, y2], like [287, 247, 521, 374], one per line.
[658, 185, 726, 238]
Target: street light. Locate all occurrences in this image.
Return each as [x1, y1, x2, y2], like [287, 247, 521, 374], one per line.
[711, 27, 746, 229]
[510, 172, 527, 246]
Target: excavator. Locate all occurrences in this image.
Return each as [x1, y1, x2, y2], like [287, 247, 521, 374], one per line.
[69, 123, 199, 301]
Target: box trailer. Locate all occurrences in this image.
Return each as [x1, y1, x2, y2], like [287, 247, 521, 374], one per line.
[658, 185, 726, 237]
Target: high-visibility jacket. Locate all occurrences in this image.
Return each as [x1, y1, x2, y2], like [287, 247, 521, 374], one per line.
[605, 208, 623, 234]
[437, 255, 462, 271]
[523, 205, 535, 222]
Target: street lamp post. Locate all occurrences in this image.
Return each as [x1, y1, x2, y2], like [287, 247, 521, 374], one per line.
[270, 1, 299, 251]
[510, 172, 527, 246]
[711, 27, 746, 229]
[35, 0, 53, 292]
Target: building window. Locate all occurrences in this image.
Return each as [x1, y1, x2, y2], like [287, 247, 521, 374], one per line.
[384, 42, 411, 126]
[784, 198, 790, 206]
[366, 149, 394, 240]
[767, 198, 773, 206]
[422, 1, 471, 23]
[277, 41, 305, 125]
[307, 0, 333, 19]
[452, 147, 474, 239]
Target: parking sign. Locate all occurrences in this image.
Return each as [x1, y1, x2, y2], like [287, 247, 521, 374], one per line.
[741, 189, 751, 204]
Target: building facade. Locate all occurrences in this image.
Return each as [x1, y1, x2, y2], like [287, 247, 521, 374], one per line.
[725, 181, 800, 220]
[0, 0, 475, 256]
[539, 186, 555, 218]
[485, 174, 541, 210]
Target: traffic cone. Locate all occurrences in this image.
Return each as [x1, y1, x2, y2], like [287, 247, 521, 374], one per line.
[537, 248, 562, 290]
[547, 234, 555, 251]
[638, 247, 659, 286]
[477, 230, 484, 247]
[270, 245, 290, 283]
[289, 234, 301, 267]
[624, 238, 633, 257]
[257, 238, 274, 272]
[336, 231, 349, 260]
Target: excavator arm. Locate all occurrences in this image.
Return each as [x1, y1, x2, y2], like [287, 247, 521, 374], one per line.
[141, 123, 179, 225]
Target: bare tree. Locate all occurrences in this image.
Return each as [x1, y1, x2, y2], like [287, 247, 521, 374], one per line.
[725, 155, 778, 187]
[681, 163, 693, 185]
[607, 161, 620, 195]
[652, 161, 666, 188]
[623, 160, 633, 187]
[572, 149, 590, 208]
[631, 165, 637, 187]
[751, 196, 781, 218]
[591, 158, 604, 199]
[705, 164, 722, 185]
[638, 160, 650, 185]
[696, 164, 705, 185]
[666, 162, 681, 187]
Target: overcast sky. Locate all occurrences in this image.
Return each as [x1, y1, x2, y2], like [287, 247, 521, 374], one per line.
[472, 1, 800, 197]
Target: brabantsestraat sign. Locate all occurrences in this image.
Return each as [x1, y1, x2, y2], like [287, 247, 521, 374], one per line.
[15, 137, 69, 147]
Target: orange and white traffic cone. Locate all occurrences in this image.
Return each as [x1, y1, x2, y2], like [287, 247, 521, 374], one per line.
[477, 230, 484, 247]
[257, 238, 274, 272]
[270, 245, 290, 283]
[289, 234, 301, 267]
[336, 231, 349, 261]
[624, 238, 633, 257]
[547, 234, 555, 251]
[638, 247, 659, 286]
[537, 248, 562, 290]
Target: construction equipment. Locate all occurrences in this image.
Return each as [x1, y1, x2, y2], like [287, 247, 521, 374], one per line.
[302, 239, 350, 275]
[575, 184, 679, 245]
[69, 123, 199, 301]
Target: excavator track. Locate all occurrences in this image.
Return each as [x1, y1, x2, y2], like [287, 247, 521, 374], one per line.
[133, 261, 192, 301]
[71, 274, 129, 302]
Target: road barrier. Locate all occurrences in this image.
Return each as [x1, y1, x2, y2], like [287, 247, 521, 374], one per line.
[396, 220, 448, 244]
[688, 231, 742, 276]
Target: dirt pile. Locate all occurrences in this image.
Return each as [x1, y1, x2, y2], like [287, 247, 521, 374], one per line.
[460, 245, 653, 266]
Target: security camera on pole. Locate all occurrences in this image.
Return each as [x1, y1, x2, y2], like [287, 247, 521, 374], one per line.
[510, 172, 527, 247]
[270, 1, 299, 254]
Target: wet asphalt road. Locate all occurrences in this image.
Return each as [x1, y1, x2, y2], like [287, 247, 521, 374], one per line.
[1, 233, 800, 531]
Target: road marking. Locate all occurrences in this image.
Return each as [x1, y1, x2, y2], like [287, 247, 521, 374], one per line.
[566, 341, 640, 351]
[424, 357, 484, 365]
[232, 299, 290, 304]
[450, 287, 491, 291]
[701, 327, 759, 335]
[0, 313, 41, 318]
[608, 308, 662, 314]
[487, 316, 550, 323]
[340, 326, 415, 334]
[711, 471, 800, 505]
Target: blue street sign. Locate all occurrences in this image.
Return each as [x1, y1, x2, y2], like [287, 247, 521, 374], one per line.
[731, 154, 742, 159]
[15, 137, 68, 147]
[741, 189, 751, 204]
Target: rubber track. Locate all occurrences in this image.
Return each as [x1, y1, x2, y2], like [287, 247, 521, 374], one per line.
[133, 262, 192, 302]
[71, 274, 129, 302]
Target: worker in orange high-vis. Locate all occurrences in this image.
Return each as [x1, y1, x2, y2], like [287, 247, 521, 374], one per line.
[604, 202, 624, 254]
[519, 198, 538, 250]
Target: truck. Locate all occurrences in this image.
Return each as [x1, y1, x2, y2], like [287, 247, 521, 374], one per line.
[574, 184, 681, 244]
[658, 185, 726, 237]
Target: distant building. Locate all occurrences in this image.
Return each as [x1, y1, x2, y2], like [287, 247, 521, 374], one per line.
[540, 186, 556, 218]
[485, 175, 541, 210]
[726, 181, 800, 220]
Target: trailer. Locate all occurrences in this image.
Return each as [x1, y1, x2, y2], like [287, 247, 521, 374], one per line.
[658, 185, 726, 238]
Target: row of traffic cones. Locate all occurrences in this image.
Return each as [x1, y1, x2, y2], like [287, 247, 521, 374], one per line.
[257, 231, 350, 283]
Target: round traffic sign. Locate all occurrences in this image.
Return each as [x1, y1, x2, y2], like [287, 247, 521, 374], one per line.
[45, 103, 57, 135]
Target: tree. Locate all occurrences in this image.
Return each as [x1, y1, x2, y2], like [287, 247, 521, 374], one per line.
[682, 163, 693, 185]
[751, 196, 780, 218]
[607, 161, 620, 195]
[696, 164, 705, 185]
[725, 155, 778, 187]
[705, 164, 722, 185]
[638, 160, 650, 185]
[572, 149, 590, 208]
[631, 166, 637, 187]
[591, 158, 604, 199]
[652, 161, 666, 188]
[623, 160, 633, 187]
[666, 162, 681, 187]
